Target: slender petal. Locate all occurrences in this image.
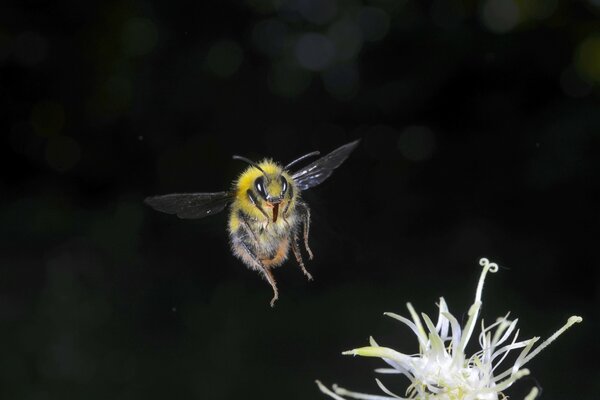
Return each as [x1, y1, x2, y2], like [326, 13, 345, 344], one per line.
[317, 258, 581, 400]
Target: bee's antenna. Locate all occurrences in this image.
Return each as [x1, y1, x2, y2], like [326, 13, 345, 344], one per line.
[284, 151, 320, 171]
[232, 155, 266, 174]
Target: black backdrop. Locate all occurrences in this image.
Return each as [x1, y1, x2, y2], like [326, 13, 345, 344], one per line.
[1, 1, 598, 399]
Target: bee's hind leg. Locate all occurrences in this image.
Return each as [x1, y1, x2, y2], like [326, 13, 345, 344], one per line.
[299, 203, 314, 260]
[236, 240, 279, 307]
[291, 234, 313, 281]
[259, 263, 279, 307]
[234, 220, 279, 307]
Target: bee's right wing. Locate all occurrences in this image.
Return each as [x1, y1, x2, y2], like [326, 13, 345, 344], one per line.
[144, 192, 233, 219]
[291, 139, 360, 191]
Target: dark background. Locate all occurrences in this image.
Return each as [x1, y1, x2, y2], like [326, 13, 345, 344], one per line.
[1, 1, 598, 399]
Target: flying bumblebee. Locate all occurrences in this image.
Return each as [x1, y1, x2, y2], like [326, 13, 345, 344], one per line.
[144, 139, 359, 306]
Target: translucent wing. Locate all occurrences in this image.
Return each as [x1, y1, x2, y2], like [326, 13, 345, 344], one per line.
[291, 139, 360, 191]
[144, 192, 233, 219]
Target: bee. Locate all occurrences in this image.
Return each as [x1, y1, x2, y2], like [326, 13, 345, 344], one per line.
[144, 139, 359, 306]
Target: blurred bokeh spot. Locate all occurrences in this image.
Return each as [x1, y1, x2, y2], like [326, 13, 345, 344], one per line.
[248, 1, 396, 98]
[295, 33, 335, 71]
[575, 35, 600, 83]
[328, 18, 363, 61]
[480, 0, 520, 33]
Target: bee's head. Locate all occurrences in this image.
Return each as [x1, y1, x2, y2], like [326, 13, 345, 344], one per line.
[233, 155, 292, 222]
[253, 174, 288, 204]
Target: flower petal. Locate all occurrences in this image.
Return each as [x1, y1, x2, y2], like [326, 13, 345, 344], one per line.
[316, 380, 347, 400]
[334, 384, 399, 400]
[375, 378, 408, 399]
[384, 312, 428, 349]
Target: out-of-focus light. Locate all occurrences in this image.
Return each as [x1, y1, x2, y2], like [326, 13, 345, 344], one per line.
[205, 40, 244, 78]
[292, 0, 337, 25]
[560, 66, 593, 98]
[295, 32, 335, 71]
[268, 61, 313, 97]
[328, 18, 363, 61]
[575, 35, 600, 83]
[13, 31, 48, 67]
[45, 136, 81, 172]
[589, 0, 600, 8]
[252, 19, 288, 58]
[397, 125, 435, 162]
[357, 7, 390, 42]
[121, 17, 158, 57]
[31, 101, 65, 137]
[480, 0, 520, 34]
[322, 63, 359, 100]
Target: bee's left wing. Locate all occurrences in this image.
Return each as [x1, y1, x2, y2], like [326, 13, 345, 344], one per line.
[144, 192, 233, 219]
[291, 139, 360, 191]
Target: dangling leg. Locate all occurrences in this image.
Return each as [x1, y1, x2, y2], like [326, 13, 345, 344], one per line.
[260, 264, 279, 307]
[300, 204, 314, 260]
[235, 240, 279, 307]
[291, 233, 313, 281]
[234, 218, 280, 307]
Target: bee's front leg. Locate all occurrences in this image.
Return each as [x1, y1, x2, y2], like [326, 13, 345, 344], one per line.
[281, 197, 292, 228]
[247, 189, 270, 230]
[281, 214, 290, 229]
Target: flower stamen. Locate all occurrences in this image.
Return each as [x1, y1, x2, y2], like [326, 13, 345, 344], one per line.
[317, 258, 582, 400]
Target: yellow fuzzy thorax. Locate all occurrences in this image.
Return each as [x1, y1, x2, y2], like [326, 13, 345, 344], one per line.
[231, 159, 297, 221]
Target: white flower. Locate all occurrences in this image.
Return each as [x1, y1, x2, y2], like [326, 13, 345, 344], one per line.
[317, 258, 582, 400]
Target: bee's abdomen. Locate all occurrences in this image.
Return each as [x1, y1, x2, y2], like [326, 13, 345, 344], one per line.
[228, 208, 292, 268]
[260, 238, 289, 267]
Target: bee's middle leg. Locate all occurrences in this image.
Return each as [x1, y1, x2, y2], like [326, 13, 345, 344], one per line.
[301, 205, 314, 260]
[291, 234, 313, 281]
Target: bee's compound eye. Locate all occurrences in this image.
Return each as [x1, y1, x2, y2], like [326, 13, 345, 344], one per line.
[255, 177, 267, 199]
[280, 176, 288, 194]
